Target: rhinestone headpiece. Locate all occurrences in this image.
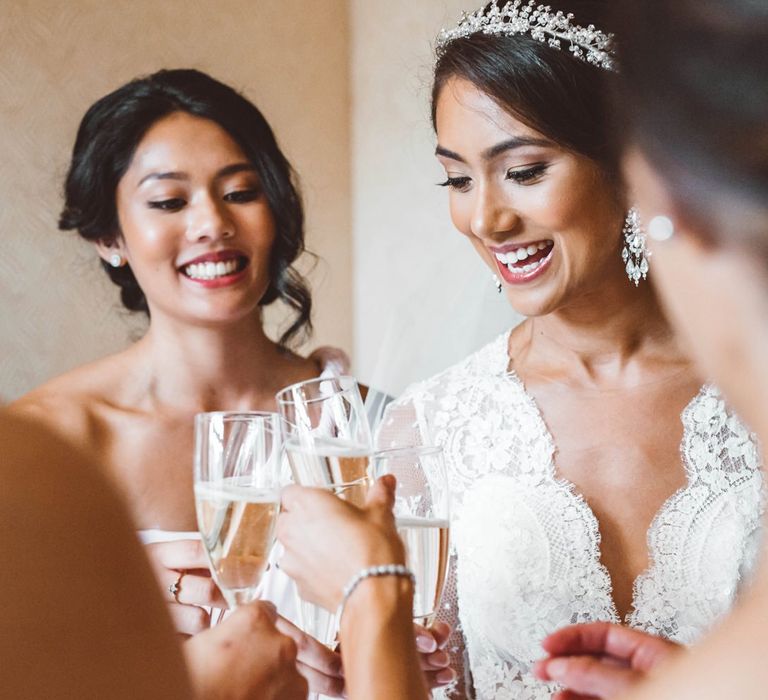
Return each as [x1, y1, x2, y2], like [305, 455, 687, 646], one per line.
[437, 0, 617, 72]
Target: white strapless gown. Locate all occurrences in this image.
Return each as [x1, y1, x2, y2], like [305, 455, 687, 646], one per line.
[136, 348, 357, 627]
[379, 331, 765, 699]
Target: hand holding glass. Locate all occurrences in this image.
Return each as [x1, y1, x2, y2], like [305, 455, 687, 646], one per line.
[374, 446, 450, 626]
[276, 376, 374, 649]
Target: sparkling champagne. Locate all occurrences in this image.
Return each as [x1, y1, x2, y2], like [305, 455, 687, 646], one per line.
[397, 517, 450, 626]
[195, 481, 279, 607]
[286, 438, 372, 507]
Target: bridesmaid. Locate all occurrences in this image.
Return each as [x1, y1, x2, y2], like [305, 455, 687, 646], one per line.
[12, 67, 449, 694]
[11, 67, 345, 693]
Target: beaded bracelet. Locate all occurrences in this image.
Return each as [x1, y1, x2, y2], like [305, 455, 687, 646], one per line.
[338, 563, 416, 622]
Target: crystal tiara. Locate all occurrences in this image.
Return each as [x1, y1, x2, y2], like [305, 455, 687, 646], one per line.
[437, 0, 617, 72]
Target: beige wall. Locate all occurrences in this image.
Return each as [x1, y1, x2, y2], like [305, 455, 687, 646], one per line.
[350, 0, 519, 395]
[0, 0, 520, 401]
[0, 0, 351, 400]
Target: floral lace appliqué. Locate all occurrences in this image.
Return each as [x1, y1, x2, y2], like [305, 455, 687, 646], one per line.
[383, 332, 763, 699]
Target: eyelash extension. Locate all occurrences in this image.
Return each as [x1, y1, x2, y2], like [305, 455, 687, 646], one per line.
[437, 176, 471, 191]
[506, 163, 549, 184]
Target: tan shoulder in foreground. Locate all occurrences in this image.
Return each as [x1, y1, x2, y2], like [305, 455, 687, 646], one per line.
[0, 410, 190, 699]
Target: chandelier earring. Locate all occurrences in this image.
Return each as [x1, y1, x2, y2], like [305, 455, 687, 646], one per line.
[492, 274, 503, 294]
[621, 207, 650, 286]
[109, 252, 125, 268]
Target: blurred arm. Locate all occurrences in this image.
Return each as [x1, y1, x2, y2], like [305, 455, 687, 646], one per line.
[0, 411, 191, 699]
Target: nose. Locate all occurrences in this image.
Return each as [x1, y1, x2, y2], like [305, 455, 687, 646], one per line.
[470, 182, 519, 242]
[185, 195, 235, 243]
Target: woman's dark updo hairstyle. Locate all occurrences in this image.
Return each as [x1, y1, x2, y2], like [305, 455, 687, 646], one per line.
[616, 0, 768, 233]
[432, 1, 620, 179]
[59, 68, 312, 346]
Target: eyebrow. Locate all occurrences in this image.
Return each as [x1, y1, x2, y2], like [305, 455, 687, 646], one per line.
[137, 162, 256, 187]
[435, 136, 553, 163]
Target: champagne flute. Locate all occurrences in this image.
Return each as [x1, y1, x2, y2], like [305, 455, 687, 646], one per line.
[276, 375, 374, 651]
[374, 446, 450, 626]
[194, 411, 282, 609]
[277, 375, 374, 507]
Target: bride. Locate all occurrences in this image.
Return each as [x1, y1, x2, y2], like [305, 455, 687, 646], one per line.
[380, 1, 763, 697]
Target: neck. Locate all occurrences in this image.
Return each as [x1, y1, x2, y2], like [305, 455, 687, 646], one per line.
[519, 271, 680, 386]
[135, 310, 287, 412]
[711, 320, 768, 441]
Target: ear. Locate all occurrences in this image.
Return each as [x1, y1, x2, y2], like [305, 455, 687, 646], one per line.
[94, 237, 128, 267]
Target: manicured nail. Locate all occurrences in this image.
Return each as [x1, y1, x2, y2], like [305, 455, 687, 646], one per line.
[436, 668, 456, 684]
[429, 650, 450, 667]
[416, 634, 438, 653]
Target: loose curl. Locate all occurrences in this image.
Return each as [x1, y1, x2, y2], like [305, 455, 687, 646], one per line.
[59, 68, 312, 346]
[432, 1, 620, 180]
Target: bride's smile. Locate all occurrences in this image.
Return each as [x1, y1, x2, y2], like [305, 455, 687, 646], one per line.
[434, 76, 626, 318]
[491, 239, 555, 283]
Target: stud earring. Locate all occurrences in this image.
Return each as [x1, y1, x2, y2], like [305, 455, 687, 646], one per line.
[621, 207, 650, 286]
[492, 274, 502, 294]
[109, 253, 125, 268]
[648, 215, 675, 242]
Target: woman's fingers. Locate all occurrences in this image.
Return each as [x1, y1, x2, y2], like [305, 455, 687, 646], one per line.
[297, 662, 346, 698]
[552, 691, 601, 700]
[148, 539, 211, 570]
[424, 667, 457, 689]
[541, 622, 679, 676]
[167, 602, 212, 636]
[274, 615, 343, 678]
[165, 569, 226, 608]
[414, 621, 452, 653]
[538, 655, 644, 698]
[430, 621, 452, 648]
[420, 648, 450, 671]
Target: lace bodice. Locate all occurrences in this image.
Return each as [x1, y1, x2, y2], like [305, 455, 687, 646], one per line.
[379, 332, 764, 699]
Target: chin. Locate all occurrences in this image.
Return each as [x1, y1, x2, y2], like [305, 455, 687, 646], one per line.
[503, 286, 564, 318]
[174, 298, 263, 328]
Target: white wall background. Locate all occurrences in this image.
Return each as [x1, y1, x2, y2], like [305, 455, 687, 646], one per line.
[351, 0, 519, 395]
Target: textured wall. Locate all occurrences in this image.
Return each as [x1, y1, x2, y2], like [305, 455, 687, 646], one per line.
[0, 0, 351, 401]
[350, 0, 519, 395]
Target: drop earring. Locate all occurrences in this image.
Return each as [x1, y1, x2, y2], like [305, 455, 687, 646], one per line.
[492, 274, 502, 294]
[621, 207, 649, 286]
[109, 253, 125, 268]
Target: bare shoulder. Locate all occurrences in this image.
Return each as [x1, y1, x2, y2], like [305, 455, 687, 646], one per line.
[0, 411, 191, 698]
[9, 351, 133, 444]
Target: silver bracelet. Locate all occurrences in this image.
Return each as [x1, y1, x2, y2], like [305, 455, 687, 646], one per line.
[338, 564, 416, 622]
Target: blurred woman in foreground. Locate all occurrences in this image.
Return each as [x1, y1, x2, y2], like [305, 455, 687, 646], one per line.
[0, 410, 307, 699]
[534, 0, 768, 697]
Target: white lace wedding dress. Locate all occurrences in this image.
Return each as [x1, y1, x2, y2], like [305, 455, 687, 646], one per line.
[379, 332, 764, 699]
